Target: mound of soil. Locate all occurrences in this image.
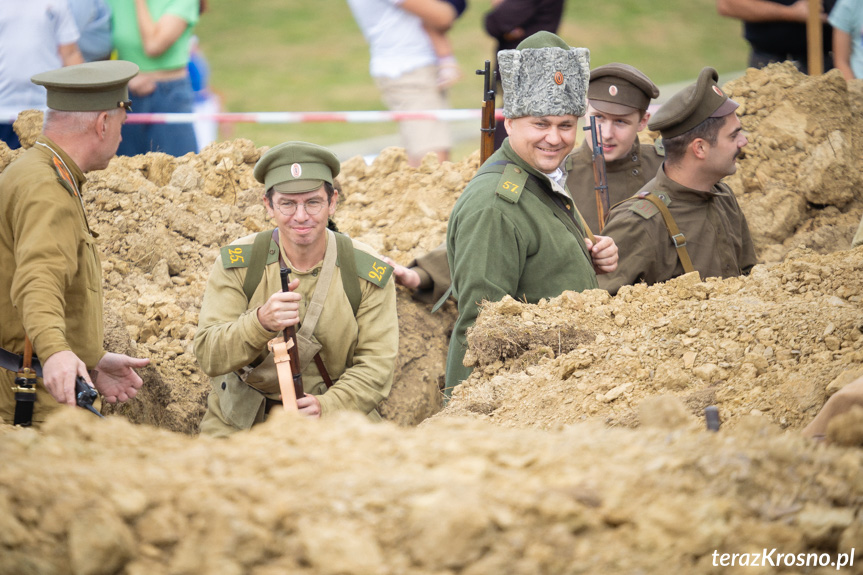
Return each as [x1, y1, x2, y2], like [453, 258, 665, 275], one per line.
[1, 63, 863, 574]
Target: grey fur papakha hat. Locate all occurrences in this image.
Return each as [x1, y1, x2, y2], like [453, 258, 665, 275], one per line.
[497, 31, 590, 119]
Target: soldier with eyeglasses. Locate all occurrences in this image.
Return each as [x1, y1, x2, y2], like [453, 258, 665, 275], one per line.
[194, 141, 398, 436]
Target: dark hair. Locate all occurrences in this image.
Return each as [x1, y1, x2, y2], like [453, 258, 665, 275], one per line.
[661, 116, 725, 164]
[265, 180, 335, 206]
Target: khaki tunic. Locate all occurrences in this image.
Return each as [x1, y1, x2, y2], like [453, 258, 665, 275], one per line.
[599, 166, 758, 295]
[407, 241, 449, 305]
[853, 213, 863, 248]
[194, 231, 397, 436]
[0, 136, 105, 424]
[566, 140, 665, 235]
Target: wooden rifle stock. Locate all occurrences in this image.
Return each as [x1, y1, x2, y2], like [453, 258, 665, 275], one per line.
[280, 268, 305, 401]
[476, 60, 497, 164]
[585, 117, 610, 233]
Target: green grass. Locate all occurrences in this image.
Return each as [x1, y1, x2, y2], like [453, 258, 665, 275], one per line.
[196, 0, 749, 157]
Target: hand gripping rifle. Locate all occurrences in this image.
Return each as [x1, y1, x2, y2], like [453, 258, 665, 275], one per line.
[476, 60, 497, 164]
[267, 268, 305, 412]
[584, 116, 610, 233]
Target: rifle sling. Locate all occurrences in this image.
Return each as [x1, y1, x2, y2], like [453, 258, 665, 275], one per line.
[637, 191, 696, 276]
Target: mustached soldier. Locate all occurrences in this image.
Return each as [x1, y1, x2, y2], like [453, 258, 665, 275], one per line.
[194, 142, 398, 436]
[599, 67, 758, 295]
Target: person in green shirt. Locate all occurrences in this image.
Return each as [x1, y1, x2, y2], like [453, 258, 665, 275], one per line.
[107, 0, 200, 156]
[444, 31, 618, 393]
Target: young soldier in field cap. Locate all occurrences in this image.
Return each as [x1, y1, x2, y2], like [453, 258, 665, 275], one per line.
[0, 60, 150, 426]
[194, 141, 398, 436]
[566, 62, 663, 235]
[598, 67, 758, 296]
[444, 31, 618, 393]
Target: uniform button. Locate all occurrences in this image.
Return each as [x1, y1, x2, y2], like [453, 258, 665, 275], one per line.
[221, 381, 227, 390]
[312, 269, 319, 277]
[514, 167, 522, 173]
[632, 155, 638, 162]
[269, 249, 276, 255]
[632, 169, 639, 176]
[659, 194, 666, 201]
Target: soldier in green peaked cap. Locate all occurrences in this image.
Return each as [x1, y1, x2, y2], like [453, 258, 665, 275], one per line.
[599, 66, 758, 296]
[0, 60, 149, 426]
[566, 62, 663, 235]
[443, 31, 618, 394]
[195, 141, 398, 435]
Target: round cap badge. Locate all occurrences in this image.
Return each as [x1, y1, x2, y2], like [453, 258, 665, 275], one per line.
[291, 163, 302, 178]
[609, 85, 618, 97]
[712, 85, 724, 97]
[554, 71, 564, 85]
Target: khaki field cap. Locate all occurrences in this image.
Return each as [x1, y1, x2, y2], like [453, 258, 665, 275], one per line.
[648, 67, 739, 139]
[498, 31, 590, 119]
[31, 60, 139, 112]
[588, 63, 659, 115]
[254, 141, 341, 194]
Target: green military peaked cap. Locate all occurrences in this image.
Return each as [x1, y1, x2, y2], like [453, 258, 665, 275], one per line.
[498, 31, 590, 119]
[31, 60, 139, 112]
[648, 67, 739, 139]
[254, 141, 341, 193]
[588, 63, 659, 115]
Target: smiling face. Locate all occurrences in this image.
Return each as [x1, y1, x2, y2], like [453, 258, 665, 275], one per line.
[264, 184, 337, 252]
[504, 114, 579, 173]
[584, 103, 649, 162]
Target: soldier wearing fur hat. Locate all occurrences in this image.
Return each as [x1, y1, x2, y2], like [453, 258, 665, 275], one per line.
[599, 67, 758, 296]
[388, 63, 658, 308]
[0, 60, 149, 426]
[444, 31, 618, 393]
[566, 63, 664, 235]
[194, 141, 398, 436]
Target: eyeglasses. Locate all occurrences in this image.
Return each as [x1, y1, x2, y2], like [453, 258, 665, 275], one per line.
[117, 100, 133, 112]
[273, 198, 327, 217]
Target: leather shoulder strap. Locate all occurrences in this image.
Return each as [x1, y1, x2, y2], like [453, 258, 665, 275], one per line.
[334, 231, 362, 317]
[637, 191, 696, 276]
[242, 228, 278, 301]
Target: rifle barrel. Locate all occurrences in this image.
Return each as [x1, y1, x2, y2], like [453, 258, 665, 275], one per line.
[279, 268, 305, 399]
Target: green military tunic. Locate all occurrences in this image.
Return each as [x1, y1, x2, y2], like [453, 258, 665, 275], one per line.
[445, 138, 599, 391]
[565, 140, 664, 235]
[599, 166, 758, 296]
[0, 136, 106, 424]
[194, 230, 397, 436]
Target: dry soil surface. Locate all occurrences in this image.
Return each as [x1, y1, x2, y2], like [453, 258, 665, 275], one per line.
[1, 63, 862, 575]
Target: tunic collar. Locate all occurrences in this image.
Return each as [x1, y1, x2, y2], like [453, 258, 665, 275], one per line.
[34, 135, 87, 192]
[654, 164, 725, 202]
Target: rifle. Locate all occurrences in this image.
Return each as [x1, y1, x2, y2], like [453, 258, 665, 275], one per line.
[280, 268, 305, 402]
[475, 60, 497, 164]
[584, 116, 610, 233]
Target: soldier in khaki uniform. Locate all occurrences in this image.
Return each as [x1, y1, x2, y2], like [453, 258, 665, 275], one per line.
[194, 142, 398, 436]
[566, 63, 663, 235]
[0, 61, 150, 426]
[599, 67, 758, 296]
[390, 63, 660, 303]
